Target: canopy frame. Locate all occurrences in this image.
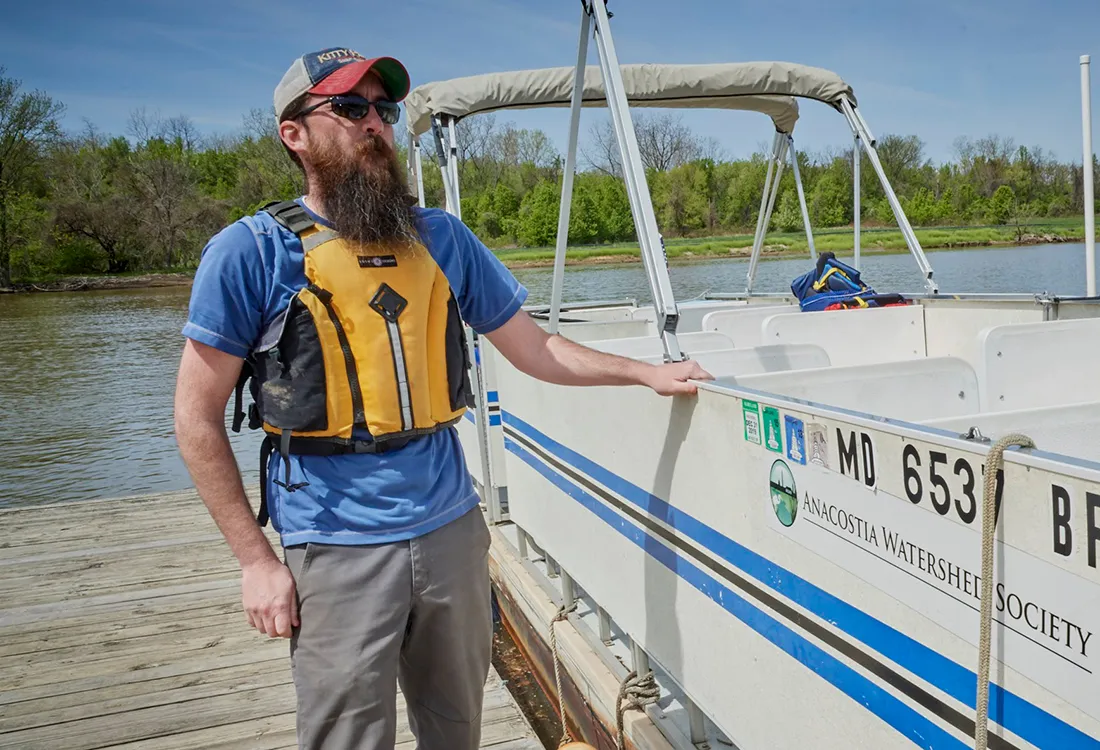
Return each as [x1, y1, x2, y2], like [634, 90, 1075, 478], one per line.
[408, 3, 940, 329]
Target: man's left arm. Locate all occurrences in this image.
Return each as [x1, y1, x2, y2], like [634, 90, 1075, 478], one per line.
[484, 309, 712, 396]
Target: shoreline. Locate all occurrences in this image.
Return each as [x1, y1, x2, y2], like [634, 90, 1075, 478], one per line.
[499, 230, 1081, 269]
[0, 273, 194, 294]
[0, 232, 1083, 293]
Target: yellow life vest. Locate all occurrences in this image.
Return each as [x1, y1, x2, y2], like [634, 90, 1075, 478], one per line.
[232, 200, 473, 519]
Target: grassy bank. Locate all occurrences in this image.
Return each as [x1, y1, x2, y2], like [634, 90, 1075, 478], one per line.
[3, 220, 1091, 292]
[496, 219, 1089, 269]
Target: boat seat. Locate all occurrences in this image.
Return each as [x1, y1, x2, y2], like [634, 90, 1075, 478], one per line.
[701, 304, 800, 348]
[728, 356, 979, 422]
[585, 331, 734, 359]
[637, 344, 831, 378]
[632, 300, 749, 333]
[760, 305, 926, 367]
[551, 319, 655, 343]
[922, 401, 1100, 463]
[977, 318, 1100, 411]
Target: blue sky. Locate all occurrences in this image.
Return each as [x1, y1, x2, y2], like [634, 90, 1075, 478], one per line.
[3, 0, 1099, 165]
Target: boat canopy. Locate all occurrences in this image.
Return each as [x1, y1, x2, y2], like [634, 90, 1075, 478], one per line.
[403, 61, 859, 137]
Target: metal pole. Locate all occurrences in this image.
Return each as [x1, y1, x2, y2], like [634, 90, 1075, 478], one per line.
[750, 132, 780, 259]
[561, 571, 576, 607]
[631, 638, 650, 675]
[589, 0, 683, 362]
[598, 606, 612, 644]
[688, 700, 707, 744]
[414, 140, 426, 208]
[406, 129, 415, 193]
[447, 117, 462, 221]
[466, 328, 499, 522]
[1083, 55, 1096, 296]
[841, 98, 937, 293]
[549, 6, 591, 334]
[431, 116, 459, 217]
[746, 136, 787, 293]
[853, 133, 861, 269]
[788, 135, 817, 261]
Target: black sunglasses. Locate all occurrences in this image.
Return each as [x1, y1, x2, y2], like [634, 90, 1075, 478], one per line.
[297, 95, 401, 125]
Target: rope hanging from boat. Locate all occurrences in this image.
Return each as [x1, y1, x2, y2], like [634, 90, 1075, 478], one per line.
[550, 600, 578, 747]
[974, 433, 1035, 750]
[615, 669, 661, 750]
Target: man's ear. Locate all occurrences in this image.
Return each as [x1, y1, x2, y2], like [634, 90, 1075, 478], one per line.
[279, 119, 307, 159]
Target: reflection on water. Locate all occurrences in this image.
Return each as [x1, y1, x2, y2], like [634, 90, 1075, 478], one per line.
[513, 242, 1091, 304]
[0, 286, 264, 508]
[0, 243, 1091, 507]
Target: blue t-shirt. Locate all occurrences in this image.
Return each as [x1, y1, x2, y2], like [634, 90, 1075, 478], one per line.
[182, 199, 527, 547]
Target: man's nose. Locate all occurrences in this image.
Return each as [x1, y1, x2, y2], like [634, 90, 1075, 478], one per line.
[362, 105, 384, 135]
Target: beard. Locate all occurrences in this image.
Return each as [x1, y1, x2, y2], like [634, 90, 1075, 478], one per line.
[309, 133, 419, 247]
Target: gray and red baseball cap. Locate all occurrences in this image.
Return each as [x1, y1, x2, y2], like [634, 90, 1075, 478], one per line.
[274, 47, 410, 121]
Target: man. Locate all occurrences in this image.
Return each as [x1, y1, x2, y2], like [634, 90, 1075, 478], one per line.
[174, 47, 711, 750]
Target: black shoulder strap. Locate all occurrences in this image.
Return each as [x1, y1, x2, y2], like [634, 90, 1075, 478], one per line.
[231, 360, 253, 433]
[261, 200, 314, 235]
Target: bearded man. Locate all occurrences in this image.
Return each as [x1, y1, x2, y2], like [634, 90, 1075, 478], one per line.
[174, 48, 711, 750]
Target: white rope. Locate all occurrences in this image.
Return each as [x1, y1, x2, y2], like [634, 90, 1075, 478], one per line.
[974, 433, 1034, 750]
[550, 600, 578, 747]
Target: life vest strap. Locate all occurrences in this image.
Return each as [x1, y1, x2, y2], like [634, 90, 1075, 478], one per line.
[254, 431, 420, 527]
[270, 434, 415, 455]
[262, 200, 315, 235]
[258, 434, 273, 527]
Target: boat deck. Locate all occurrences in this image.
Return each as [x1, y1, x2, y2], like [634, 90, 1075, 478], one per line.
[0, 491, 542, 750]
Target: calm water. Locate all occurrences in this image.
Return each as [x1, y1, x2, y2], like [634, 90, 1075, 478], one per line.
[0, 243, 1090, 507]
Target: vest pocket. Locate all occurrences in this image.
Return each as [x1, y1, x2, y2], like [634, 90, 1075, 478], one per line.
[445, 295, 474, 412]
[253, 295, 328, 432]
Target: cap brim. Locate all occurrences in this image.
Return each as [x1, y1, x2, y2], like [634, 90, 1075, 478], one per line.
[308, 57, 411, 101]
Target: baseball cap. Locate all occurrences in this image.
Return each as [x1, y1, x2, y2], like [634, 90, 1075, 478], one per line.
[274, 47, 411, 121]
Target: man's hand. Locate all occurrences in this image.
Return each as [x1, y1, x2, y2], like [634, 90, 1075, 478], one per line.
[242, 557, 300, 638]
[485, 310, 714, 396]
[641, 359, 714, 396]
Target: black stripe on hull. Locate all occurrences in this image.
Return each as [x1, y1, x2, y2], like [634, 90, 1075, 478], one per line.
[502, 423, 1017, 750]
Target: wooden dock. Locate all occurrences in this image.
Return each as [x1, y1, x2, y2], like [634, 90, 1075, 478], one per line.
[0, 491, 544, 750]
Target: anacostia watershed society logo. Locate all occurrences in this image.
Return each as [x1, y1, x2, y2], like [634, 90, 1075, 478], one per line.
[769, 459, 798, 527]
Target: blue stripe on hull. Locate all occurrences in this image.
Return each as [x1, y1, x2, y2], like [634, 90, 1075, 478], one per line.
[506, 436, 970, 750]
[502, 410, 1096, 750]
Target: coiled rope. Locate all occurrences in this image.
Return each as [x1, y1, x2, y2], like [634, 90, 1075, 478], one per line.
[615, 669, 660, 750]
[974, 433, 1034, 750]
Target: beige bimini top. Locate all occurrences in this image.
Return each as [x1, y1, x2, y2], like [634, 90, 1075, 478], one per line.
[404, 61, 856, 138]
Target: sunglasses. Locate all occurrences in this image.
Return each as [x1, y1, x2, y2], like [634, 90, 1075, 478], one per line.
[297, 95, 401, 125]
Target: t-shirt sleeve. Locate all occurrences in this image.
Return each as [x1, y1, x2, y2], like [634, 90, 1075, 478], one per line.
[439, 213, 528, 335]
[181, 219, 268, 358]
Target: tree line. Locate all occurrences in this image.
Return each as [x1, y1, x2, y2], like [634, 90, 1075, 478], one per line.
[1, 67, 1097, 286]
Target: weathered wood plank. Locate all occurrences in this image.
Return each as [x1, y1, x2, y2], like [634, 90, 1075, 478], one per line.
[0, 493, 542, 750]
[0, 599, 239, 646]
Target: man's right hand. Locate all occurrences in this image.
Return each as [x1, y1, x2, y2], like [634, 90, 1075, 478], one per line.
[242, 558, 300, 638]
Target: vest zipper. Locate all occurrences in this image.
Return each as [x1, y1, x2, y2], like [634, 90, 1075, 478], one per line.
[305, 285, 366, 427]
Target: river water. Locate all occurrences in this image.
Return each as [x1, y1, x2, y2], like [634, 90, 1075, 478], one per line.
[0, 243, 1090, 508]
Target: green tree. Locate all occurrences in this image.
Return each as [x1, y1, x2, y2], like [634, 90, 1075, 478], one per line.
[905, 188, 939, 226]
[0, 68, 63, 286]
[986, 184, 1016, 225]
[773, 188, 802, 233]
[592, 175, 633, 242]
[517, 179, 560, 247]
[51, 131, 143, 273]
[567, 178, 601, 245]
[808, 164, 849, 227]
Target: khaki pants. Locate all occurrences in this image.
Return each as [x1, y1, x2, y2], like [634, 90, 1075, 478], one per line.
[284, 506, 493, 750]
